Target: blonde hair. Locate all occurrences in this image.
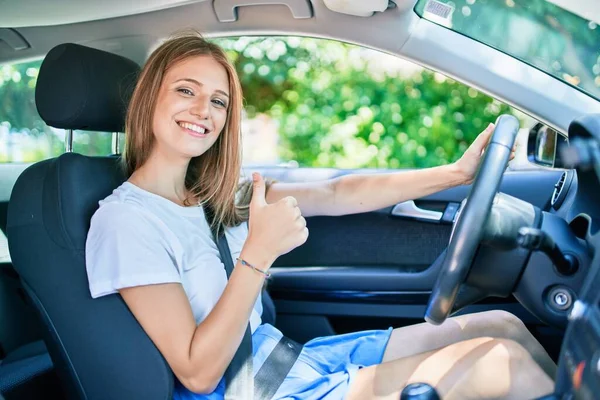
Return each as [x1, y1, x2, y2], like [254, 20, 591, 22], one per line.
[123, 31, 256, 229]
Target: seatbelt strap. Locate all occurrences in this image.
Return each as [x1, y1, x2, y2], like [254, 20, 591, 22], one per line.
[254, 335, 302, 399]
[206, 207, 254, 400]
[205, 206, 302, 400]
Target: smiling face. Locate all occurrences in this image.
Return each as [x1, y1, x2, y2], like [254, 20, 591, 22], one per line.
[151, 55, 230, 161]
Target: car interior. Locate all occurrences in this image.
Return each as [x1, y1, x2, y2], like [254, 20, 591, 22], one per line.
[1, 0, 600, 399]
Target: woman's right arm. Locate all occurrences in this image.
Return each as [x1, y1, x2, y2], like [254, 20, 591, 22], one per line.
[118, 173, 308, 394]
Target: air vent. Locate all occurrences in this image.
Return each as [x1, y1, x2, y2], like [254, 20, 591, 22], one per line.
[551, 171, 571, 209]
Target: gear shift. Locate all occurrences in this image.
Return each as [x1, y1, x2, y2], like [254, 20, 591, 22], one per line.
[400, 383, 440, 400]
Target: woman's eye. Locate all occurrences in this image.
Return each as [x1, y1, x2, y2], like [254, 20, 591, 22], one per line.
[212, 98, 227, 108]
[177, 88, 194, 96]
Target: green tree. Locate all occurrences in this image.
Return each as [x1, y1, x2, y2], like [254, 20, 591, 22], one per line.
[2, 0, 596, 166]
[0, 61, 47, 131]
[216, 36, 516, 168]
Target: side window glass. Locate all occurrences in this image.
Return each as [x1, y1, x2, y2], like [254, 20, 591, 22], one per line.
[1, 59, 117, 162]
[1, 60, 63, 162]
[215, 36, 536, 170]
[72, 131, 114, 155]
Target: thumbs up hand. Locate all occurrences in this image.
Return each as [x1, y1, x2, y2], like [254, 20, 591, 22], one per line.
[246, 173, 309, 266]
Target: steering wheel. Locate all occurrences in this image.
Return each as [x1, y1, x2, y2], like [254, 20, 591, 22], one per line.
[425, 114, 520, 325]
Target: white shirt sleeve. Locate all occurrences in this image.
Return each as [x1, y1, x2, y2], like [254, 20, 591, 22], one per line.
[85, 202, 183, 298]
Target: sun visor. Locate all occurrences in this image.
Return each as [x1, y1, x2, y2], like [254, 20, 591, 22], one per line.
[322, 0, 397, 17]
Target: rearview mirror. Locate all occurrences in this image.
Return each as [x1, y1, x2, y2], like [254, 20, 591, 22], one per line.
[527, 123, 570, 169]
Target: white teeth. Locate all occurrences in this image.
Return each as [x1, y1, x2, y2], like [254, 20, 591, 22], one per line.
[179, 122, 206, 134]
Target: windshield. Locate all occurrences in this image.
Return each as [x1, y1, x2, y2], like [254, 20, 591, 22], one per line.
[415, 0, 600, 101]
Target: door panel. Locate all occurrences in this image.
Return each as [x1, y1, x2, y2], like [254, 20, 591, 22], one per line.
[247, 167, 565, 344]
[276, 213, 451, 272]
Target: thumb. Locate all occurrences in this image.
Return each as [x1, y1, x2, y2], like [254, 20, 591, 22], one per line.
[250, 172, 267, 208]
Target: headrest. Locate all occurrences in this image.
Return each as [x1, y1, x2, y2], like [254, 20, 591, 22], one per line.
[35, 43, 140, 133]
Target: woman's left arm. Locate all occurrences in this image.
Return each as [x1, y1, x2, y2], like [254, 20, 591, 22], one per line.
[266, 124, 502, 217]
[266, 163, 467, 217]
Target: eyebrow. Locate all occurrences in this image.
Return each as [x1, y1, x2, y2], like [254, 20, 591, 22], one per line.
[174, 78, 230, 98]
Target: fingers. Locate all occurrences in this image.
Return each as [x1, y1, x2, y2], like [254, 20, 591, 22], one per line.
[509, 142, 517, 160]
[470, 123, 495, 154]
[284, 196, 298, 208]
[246, 177, 309, 258]
[478, 123, 495, 142]
[298, 216, 306, 227]
[283, 197, 305, 229]
[287, 198, 304, 225]
[250, 172, 267, 208]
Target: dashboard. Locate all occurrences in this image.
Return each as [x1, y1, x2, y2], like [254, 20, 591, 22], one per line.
[555, 242, 600, 399]
[543, 114, 600, 399]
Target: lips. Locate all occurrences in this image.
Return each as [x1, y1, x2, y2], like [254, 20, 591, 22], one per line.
[178, 121, 210, 137]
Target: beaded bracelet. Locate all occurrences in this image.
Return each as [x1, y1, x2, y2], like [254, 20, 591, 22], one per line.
[236, 257, 271, 278]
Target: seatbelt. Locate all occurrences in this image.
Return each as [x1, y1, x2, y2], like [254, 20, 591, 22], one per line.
[205, 206, 302, 400]
[207, 211, 254, 400]
[254, 336, 302, 399]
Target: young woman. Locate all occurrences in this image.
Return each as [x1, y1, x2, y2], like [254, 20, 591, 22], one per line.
[86, 32, 555, 400]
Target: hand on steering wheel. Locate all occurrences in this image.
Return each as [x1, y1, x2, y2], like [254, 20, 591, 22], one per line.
[425, 114, 520, 325]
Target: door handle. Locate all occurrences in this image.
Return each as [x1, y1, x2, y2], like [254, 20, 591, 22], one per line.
[391, 200, 443, 222]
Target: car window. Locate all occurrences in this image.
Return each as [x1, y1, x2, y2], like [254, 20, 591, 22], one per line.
[214, 36, 536, 170]
[2, 41, 540, 170]
[0, 59, 116, 163]
[415, 0, 600, 101]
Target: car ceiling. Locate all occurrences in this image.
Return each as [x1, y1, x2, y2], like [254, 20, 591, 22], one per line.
[0, 0, 418, 66]
[0, 0, 599, 133]
[3, 0, 596, 30]
[0, 0, 209, 27]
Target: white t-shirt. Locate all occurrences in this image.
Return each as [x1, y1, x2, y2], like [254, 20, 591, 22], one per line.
[85, 182, 263, 333]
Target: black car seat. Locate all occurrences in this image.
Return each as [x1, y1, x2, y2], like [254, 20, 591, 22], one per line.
[0, 254, 56, 399]
[7, 41, 277, 400]
[3, 42, 152, 399]
[6, 42, 171, 400]
[0, 339, 58, 399]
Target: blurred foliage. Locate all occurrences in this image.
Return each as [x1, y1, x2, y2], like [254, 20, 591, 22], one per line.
[0, 62, 43, 131]
[1, 0, 596, 167]
[215, 36, 515, 168]
[0, 62, 112, 162]
[0, 37, 519, 167]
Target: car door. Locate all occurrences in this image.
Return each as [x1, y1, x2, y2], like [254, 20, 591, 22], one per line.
[230, 35, 566, 357]
[254, 167, 564, 342]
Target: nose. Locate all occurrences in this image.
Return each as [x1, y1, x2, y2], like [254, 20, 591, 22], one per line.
[190, 94, 210, 120]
